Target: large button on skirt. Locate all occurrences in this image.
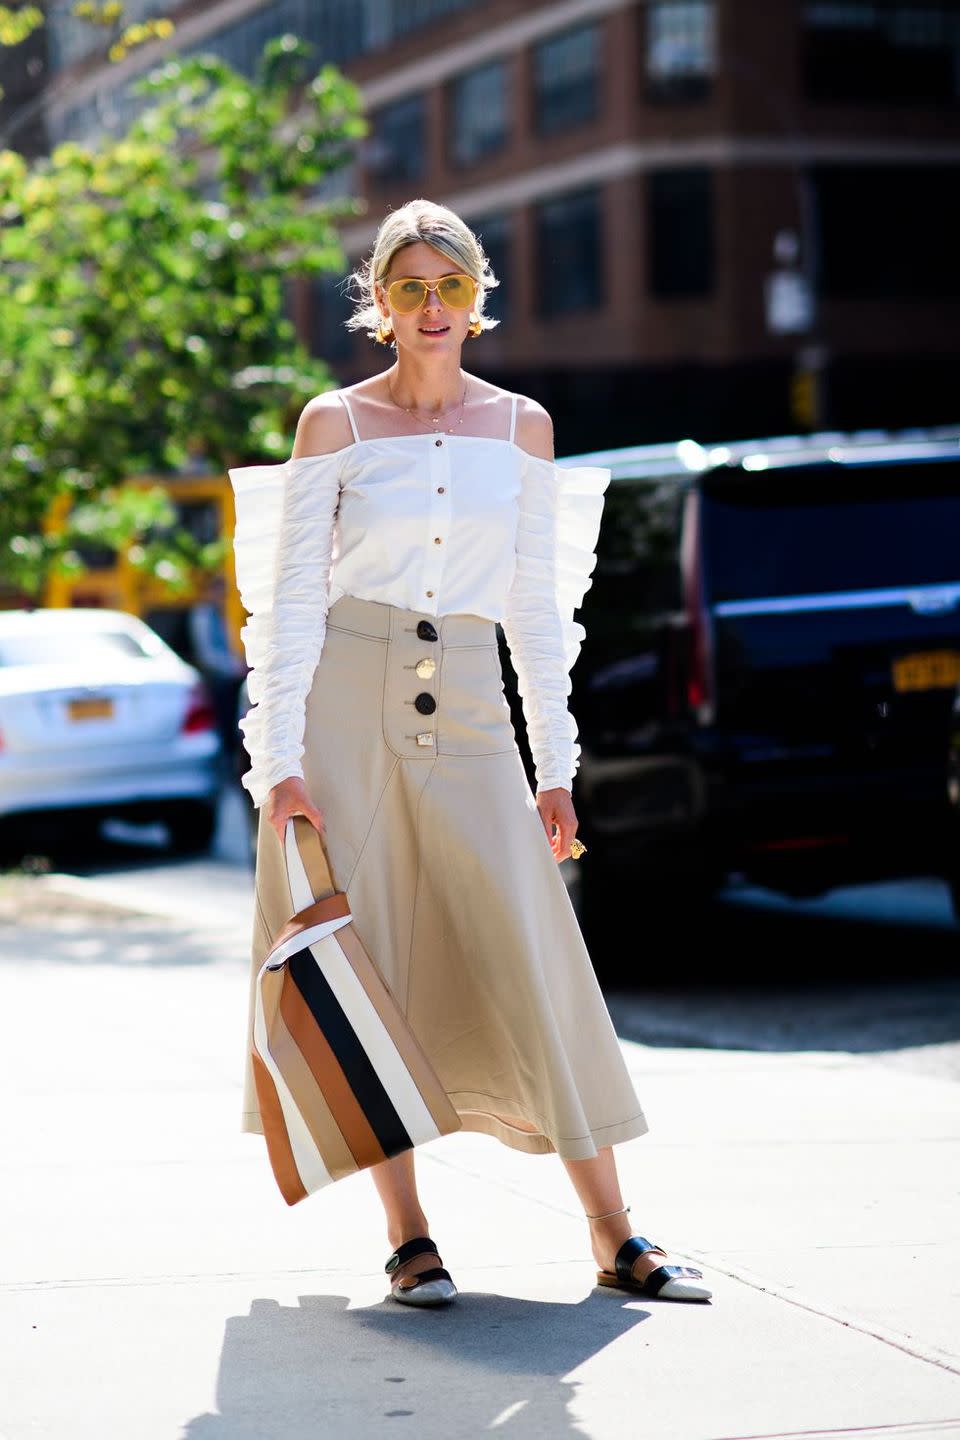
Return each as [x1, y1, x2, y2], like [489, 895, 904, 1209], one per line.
[243, 594, 649, 1159]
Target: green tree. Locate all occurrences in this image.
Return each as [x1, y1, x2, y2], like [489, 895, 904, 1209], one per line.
[0, 36, 365, 594]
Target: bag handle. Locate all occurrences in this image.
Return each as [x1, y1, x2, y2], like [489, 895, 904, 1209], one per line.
[285, 814, 339, 910]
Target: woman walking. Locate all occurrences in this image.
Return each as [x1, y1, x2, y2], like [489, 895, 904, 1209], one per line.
[229, 198, 711, 1307]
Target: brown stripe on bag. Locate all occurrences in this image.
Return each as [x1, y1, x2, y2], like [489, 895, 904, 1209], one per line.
[335, 924, 461, 1135]
[268, 995, 359, 1182]
[278, 968, 388, 1169]
[250, 1050, 308, 1206]
[267, 893, 351, 961]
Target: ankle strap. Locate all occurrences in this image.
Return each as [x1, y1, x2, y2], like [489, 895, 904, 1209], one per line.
[385, 1236, 439, 1273]
[586, 1205, 631, 1221]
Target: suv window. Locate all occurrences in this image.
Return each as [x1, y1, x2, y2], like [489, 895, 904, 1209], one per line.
[583, 475, 686, 644]
[701, 459, 960, 604]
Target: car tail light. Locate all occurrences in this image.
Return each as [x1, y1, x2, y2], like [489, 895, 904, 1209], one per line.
[181, 682, 216, 735]
[680, 489, 715, 723]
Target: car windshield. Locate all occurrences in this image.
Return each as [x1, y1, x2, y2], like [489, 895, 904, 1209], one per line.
[0, 628, 150, 666]
[701, 459, 960, 604]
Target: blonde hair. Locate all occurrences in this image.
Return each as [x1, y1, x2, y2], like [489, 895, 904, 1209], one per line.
[344, 198, 500, 341]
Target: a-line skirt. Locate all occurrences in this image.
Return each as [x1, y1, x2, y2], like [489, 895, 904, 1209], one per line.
[243, 592, 650, 1160]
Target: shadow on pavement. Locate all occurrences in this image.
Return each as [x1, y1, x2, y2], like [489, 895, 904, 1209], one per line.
[181, 1289, 651, 1440]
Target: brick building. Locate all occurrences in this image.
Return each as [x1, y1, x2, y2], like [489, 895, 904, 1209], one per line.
[2, 0, 958, 450]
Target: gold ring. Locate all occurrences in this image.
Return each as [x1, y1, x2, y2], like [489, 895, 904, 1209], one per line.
[569, 839, 587, 860]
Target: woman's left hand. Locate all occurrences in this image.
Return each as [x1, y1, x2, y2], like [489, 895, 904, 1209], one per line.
[536, 786, 579, 863]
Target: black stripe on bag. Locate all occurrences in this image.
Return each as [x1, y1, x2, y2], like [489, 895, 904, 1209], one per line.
[287, 945, 413, 1158]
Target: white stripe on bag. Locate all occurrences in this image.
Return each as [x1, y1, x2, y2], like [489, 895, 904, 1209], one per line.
[264, 912, 354, 971]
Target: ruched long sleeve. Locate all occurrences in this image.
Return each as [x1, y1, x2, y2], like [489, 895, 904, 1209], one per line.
[227, 453, 343, 808]
[501, 454, 611, 794]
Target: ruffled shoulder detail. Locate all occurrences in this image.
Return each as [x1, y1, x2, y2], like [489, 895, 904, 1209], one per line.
[506, 453, 610, 792]
[523, 454, 611, 673]
[227, 452, 344, 806]
[227, 452, 343, 684]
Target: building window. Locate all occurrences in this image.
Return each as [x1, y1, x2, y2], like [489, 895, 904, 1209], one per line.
[365, 94, 426, 185]
[645, 1, 717, 102]
[813, 165, 960, 298]
[472, 213, 512, 326]
[535, 189, 604, 317]
[448, 60, 509, 168]
[46, 0, 167, 74]
[533, 23, 602, 136]
[647, 169, 715, 298]
[384, 0, 479, 44]
[802, 4, 960, 104]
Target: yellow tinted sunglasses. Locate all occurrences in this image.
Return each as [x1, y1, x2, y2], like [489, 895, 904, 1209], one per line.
[385, 272, 478, 314]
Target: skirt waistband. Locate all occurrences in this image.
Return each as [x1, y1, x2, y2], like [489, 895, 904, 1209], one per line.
[326, 593, 498, 648]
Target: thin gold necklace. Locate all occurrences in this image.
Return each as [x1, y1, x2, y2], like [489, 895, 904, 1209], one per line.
[387, 376, 468, 433]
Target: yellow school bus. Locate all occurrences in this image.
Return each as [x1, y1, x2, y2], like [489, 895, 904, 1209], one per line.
[9, 472, 247, 662]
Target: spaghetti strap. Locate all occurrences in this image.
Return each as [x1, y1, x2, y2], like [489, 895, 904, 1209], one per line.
[508, 392, 519, 443]
[339, 391, 361, 444]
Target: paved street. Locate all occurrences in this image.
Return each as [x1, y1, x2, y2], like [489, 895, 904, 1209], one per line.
[1, 786, 959, 1438]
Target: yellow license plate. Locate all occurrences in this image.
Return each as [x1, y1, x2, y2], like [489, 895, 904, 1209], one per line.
[67, 696, 115, 720]
[891, 651, 960, 693]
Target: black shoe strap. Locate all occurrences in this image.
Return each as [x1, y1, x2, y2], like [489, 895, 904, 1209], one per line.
[614, 1235, 664, 1286]
[385, 1236, 440, 1274]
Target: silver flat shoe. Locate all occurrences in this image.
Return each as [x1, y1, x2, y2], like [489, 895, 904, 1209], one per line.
[597, 1235, 713, 1302]
[385, 1236, 458, 1307]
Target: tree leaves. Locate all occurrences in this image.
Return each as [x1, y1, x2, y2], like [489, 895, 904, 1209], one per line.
[0, 37, 366, 593]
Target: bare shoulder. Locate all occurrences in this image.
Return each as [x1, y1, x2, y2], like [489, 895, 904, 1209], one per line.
[512, 393, 555, 462]
[291, 389, 354, 459]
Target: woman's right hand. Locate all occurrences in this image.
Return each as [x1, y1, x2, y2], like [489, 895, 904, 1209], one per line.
[264, 775, 325, 848]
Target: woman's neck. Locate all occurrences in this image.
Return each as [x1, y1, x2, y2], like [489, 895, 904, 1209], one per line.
[386, 358, 466, 416]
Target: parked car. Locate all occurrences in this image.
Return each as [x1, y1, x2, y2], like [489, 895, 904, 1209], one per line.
[553, 426, 960, 923]
[946, 684, 960, 922]
[0, 607, 221, 857]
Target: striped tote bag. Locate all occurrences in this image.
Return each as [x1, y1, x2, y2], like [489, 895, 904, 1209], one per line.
[251, 815, 462, 1205]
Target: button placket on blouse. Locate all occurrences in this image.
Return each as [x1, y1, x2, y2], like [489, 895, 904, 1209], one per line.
[421, 438, 451, 609]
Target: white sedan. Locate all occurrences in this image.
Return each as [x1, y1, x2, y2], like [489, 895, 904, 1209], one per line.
[0, 607, 221, 854]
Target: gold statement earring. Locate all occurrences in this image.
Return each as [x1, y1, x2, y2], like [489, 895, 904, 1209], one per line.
[467, 313, 482, 338]
[375, 317, 394, 345]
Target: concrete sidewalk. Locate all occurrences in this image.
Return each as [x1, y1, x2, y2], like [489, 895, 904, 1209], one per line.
[1, 867, 958, 1440]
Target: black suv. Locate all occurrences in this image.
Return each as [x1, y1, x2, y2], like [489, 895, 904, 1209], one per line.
[548, 427, 960, 918]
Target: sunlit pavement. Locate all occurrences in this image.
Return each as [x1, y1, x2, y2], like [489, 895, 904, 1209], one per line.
[2, 783, 959, 1438]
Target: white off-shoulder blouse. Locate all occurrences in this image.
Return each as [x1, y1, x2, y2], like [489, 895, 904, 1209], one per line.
[228, 428, 610, 809]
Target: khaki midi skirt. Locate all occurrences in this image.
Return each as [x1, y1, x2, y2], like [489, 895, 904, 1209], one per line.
[243, 592, 650, 1160]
